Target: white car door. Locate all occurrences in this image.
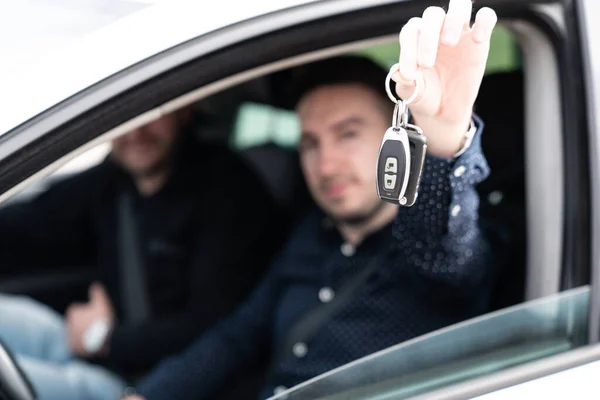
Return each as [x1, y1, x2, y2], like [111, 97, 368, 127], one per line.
[0, 0, 595, 399]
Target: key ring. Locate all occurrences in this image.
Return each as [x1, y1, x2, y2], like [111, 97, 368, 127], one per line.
[391, 102, 407, 129]
[386, 63, 420, 129]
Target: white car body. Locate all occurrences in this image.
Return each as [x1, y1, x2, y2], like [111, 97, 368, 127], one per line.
[0, 0, 320, 134]
[1, 0, 600, 399]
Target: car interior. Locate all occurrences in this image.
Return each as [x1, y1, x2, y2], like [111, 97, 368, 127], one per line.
[0, 3, 590, 397]
[0, 24, 527, 315]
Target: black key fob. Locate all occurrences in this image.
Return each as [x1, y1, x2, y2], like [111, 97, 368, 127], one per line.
[403, 124, 427, 206]
[378, 64, 426, 207]
[376, 127, 411, 205]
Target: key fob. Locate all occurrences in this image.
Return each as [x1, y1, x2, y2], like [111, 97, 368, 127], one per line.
[403, 125, 427, 206]
[376, 127, 411, 205]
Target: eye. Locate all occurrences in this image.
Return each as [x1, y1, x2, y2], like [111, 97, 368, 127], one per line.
[341, 130, 357, 139]
[299, 138, 317, 152]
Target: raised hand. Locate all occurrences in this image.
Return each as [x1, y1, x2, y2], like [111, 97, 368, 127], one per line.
[393, 0, 498, 157]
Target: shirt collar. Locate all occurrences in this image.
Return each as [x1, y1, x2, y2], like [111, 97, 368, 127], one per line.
[317, 209, 394, 256]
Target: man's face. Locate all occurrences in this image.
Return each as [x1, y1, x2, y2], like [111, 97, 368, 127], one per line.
[297, 84, 390, 224]
[111, 113, 180, 178]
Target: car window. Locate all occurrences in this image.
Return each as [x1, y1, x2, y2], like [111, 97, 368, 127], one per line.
[270, 286, 589, 400]
[355, 24, 519, 73]
[231, 24, 520, 150]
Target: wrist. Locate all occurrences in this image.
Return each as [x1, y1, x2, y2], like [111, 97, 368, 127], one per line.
[453, 118, 477, 158]
[411, 113, 472, 158]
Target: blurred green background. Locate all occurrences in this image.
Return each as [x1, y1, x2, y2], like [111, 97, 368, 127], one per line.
[354, 25, 520, 74]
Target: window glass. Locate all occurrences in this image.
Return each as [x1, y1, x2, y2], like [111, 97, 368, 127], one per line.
[271, 287, 589, 400]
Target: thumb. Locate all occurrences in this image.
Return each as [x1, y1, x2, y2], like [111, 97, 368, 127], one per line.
[89, 282, 107, 304]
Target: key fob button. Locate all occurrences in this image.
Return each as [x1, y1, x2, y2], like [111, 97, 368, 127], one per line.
[385, 157, 398, 173]
[384, 174, 397, 190]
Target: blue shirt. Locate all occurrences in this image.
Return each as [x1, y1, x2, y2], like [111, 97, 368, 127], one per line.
[136, 115, 507, 400]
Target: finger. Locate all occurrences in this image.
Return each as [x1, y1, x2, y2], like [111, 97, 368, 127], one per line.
[89, 282, 106, 301]
[441, 0, 473, 46]
[398, 17, 422, 81]
[395, 69, 425, 105]
[417, 6, 446, 68]
[471, 7, 498, 44]
[392, 71, 416, 99]
[66, 311, 76, 328]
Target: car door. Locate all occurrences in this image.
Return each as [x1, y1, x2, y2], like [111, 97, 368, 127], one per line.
[0, 0, 323, 314]
[267, 0, 600, 398]
[0, 0, 596, 397]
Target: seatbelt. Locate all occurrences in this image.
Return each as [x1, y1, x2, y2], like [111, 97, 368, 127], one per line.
[272, 255, 380, 368]
[117, 189, 152, 324]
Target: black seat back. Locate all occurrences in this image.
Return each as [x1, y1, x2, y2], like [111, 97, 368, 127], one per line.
[475, 69, 527, 310]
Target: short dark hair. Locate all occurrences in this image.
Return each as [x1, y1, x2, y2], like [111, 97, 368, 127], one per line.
[288, 55, 393, 112]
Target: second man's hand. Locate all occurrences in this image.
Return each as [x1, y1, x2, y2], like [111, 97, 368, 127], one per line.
[66, 282, 115, 358]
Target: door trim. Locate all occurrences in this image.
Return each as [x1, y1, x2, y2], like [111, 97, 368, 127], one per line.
[577, 0, 600, 344]
[409, 342, 600, 399]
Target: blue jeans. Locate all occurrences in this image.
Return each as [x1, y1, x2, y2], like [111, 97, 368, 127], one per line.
[0, 294, 126, 400]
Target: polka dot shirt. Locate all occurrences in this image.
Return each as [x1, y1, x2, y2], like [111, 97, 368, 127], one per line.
[136, 114, 507, 400]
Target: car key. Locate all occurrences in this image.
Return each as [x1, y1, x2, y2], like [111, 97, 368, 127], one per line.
[376, 114, 411, 205]
[376, 64, 425, 206]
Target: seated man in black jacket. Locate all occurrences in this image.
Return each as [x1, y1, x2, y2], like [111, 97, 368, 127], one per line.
[0, 108, 282, 400]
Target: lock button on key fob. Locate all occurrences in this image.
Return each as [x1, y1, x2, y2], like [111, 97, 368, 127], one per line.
[384, 157, 398, 173]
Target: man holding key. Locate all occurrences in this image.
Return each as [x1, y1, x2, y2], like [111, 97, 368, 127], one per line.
[126, 1, 507, 399]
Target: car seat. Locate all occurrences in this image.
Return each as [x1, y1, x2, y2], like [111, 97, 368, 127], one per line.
[474, 69, 527, 311]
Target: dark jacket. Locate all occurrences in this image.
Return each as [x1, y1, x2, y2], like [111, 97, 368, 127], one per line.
[136, 116, 509, 399]
[0, 138, 286, 378]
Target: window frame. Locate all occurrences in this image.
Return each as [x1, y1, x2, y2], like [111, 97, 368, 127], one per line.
[266, 286, 590, 400]
[0, 1, 584, 303]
